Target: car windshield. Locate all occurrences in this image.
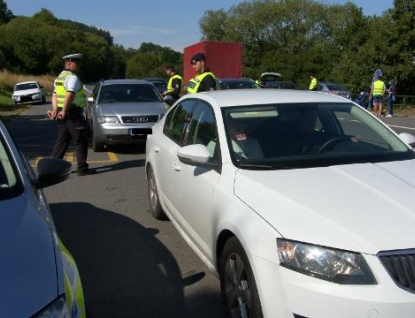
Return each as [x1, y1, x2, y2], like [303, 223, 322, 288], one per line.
[14, 83, 38, 91]
[222, 103, 414, 170]
[0, 134, 23, 200]
[220, 80, 257, 90]
[98, 84, 163, 104]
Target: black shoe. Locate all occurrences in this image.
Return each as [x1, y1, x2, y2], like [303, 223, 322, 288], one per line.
[77, 168, 96, 176]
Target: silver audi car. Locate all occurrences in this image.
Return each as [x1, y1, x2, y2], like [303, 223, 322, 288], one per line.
[86, 79, 168, 151]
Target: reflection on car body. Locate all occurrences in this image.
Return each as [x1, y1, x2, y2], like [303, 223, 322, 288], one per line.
[0, 119, 85, 317]
[146, 89, 415, 317]
[86, 79, 168, 152]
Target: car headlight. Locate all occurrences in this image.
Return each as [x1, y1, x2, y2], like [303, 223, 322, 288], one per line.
[13, 95, 20, 101]
[32, 93, 41, 99]
[277, 239, 376, 284]
[98, 116, 119, 124]
[33, 295, 69, 317]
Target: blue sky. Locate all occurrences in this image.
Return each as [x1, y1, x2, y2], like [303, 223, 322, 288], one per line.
[6, 0, 394, 52]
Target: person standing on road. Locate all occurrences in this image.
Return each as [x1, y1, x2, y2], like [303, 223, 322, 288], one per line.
[186, 52, 217, 94]
[370, 75, 387, 116]
[308, 74, 318, 91]
[386, 79, 397, 117]
[162, 65, 182, 104]
[50, 53, 95, 176]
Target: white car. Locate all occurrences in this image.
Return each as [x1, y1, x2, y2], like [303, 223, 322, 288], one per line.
[146, 89, 415, 318]
[12, 81, 46, 105]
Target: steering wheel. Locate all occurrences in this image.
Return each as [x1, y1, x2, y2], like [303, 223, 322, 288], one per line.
[318, 136, 353, 153]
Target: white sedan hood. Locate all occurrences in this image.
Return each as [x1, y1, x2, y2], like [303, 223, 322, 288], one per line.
[234, 159, 415, 254]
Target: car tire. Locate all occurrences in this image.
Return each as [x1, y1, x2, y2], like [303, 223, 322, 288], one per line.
[147, 166, 167, 220]
[41, 96, 46, 104]
[92, 128, 104, 152]
[220, 237, 263, 318]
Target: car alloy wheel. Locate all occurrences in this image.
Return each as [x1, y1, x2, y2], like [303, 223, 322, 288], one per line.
[147, 167, 167, 220]
[220, 237, 263, 318]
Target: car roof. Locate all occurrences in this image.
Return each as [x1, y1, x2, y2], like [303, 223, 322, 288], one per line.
[101, 79, 152, 85]
[182, 89, 350, 108]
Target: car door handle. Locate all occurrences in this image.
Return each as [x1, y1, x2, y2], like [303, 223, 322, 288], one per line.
[153, 145, 161, 153]
[173, 163, 181, 171]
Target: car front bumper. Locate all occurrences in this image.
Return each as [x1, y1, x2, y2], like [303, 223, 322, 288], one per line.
[12, 94, 43, 105]
[252, 255, 415, 318]
[96, 123, 154, 145]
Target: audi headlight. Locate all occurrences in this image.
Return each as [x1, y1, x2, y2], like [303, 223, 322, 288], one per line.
[33, 295, 69, 317]
[98, 116, 119, 124]
[277, 239, 376, 284]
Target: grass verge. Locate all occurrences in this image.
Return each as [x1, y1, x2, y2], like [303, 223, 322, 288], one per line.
[0, 89, 29, 124]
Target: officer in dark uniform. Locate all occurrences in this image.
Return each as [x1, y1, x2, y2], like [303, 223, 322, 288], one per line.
[51, 53, 95, 176]
[186, 52, 217, 93]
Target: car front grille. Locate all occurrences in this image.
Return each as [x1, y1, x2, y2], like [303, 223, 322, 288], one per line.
[122, 115, 159, 124]
[378, 249, 415, 293]
[20, 94, 35, 102]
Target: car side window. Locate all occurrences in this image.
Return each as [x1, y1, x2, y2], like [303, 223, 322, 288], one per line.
[185, 102, 219, 159]
[163, 100, 195, 145]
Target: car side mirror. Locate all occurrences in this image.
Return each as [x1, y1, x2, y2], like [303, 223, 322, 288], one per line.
[177, 144, 219, 167]
[399, 132, 415, 148]
[34, 158, 72, 189]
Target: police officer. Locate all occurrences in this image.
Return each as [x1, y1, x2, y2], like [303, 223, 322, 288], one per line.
[309, 74, 318, 91]
[51, 53, 95, 176]
[186, 52, 217, 93]
[370, 74, 387, 116]
[162, 65, 182, 104]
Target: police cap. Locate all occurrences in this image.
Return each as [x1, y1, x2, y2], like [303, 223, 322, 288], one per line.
[62, 53, 82, 63]
[191, 52, 206, 65]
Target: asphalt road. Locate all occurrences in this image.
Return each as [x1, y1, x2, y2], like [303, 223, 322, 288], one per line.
[7, 103, 226, 318]
[6, 102, 415, 318]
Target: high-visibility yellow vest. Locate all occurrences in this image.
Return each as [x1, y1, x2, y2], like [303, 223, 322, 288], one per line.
[373, 80, 385, 96]
[167, 74, 183, 93]
[186, 72, 217, 94]
[55, 70, 86, 108]
[309, 78, 318, 91]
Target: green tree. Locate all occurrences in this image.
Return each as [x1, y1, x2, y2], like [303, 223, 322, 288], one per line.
[125, 53, 163, 78]
[0, 0, 13, 25]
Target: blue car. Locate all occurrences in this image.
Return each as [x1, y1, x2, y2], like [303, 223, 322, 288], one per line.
[0, 119, 86, 317]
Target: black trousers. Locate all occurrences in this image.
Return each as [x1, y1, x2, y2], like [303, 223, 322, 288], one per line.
[51, 111, 89, 171]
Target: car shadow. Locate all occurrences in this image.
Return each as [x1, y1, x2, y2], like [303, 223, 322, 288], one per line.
[50, 202, 215, 318]
[92, 159, 145, 174]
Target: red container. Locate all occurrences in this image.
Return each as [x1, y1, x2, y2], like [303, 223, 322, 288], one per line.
[183, 41, 243, 85]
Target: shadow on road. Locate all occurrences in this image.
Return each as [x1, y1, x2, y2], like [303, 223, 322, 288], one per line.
[7, 114, 57, 158]
[95, 159, 145, 174]
[50, 202, 224, 318]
